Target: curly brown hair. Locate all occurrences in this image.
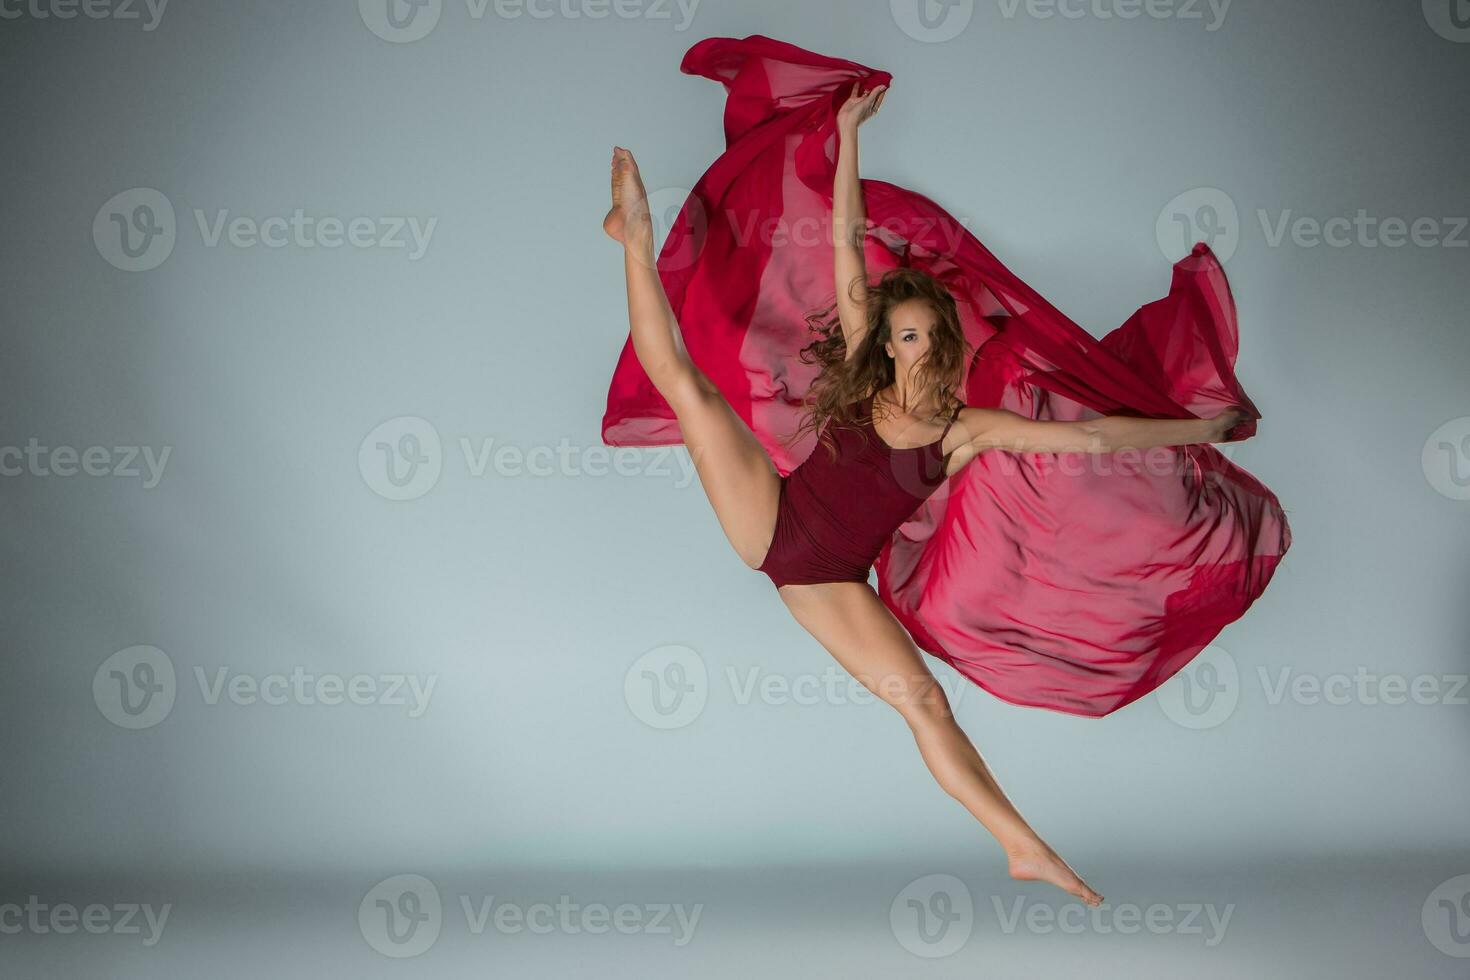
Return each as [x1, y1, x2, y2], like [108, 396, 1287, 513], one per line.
[784, 266, 972, 460]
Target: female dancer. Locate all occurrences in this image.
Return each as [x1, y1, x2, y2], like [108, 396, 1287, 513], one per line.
[603, 83, 1246, 908]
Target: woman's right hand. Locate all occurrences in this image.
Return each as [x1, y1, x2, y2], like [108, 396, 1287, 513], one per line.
[836, 81, 886, 135]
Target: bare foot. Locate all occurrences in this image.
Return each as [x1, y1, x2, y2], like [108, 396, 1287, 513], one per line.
[603, 146, 653, 250]
[1005, 838, 1104, 907]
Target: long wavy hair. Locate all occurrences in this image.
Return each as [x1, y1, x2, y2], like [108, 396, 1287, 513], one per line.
[785, 266, 972, 460]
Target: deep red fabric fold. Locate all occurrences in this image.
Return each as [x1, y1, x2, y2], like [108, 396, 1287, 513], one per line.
[603, 34, 1292, 717]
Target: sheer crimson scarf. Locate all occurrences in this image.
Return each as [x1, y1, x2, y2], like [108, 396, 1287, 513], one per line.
[602, 34, 1291, 718]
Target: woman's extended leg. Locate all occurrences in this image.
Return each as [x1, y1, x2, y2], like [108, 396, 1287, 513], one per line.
[777, 581, 1105, 907]
[604, 146, 780, 568]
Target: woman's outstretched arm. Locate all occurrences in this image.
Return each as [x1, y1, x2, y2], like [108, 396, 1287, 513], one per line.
[831, 82, 886, 361]
[955, 405, 1248, 456]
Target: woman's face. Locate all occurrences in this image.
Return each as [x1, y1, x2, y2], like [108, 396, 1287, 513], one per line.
[884, 299, 939, 376]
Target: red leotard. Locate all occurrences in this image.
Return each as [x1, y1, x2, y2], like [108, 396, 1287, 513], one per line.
[757, 393, 960, 589]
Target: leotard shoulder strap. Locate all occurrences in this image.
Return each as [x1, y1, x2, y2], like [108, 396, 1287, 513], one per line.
[941, 402, 961, 434]
[936, 401, 963, 458]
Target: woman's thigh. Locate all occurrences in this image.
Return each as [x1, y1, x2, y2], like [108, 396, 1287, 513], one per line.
[776, 581, 950, 719]
[664, 367, 782, 569]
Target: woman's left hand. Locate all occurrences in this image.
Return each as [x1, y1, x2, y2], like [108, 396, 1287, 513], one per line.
[1210, 406, 1250, 442]
[836, 81, 886, 134]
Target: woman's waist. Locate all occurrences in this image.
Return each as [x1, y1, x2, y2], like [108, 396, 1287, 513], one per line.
[782, 475, 918, 548]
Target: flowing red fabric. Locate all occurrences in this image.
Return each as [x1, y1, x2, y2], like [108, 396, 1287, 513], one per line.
[603, 35, 1292, 718]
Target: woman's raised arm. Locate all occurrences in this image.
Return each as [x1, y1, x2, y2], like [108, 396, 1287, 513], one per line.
[945, 405, 1250, 473]
[832, 82, 886, 362]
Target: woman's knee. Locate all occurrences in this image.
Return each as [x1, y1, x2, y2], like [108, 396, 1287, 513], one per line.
[890, 676, 956, 729]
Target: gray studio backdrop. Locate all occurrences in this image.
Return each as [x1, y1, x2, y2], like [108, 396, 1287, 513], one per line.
[1, 0, 1467, 975]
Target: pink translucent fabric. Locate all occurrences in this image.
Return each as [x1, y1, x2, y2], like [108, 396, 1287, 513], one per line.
[603, 34, 1292, 718]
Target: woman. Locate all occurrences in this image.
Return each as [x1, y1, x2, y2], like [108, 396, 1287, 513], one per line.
[603, 78, 1248, 907]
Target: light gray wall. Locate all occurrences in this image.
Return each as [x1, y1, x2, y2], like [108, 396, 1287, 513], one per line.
[1, 0, 1465, 879]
